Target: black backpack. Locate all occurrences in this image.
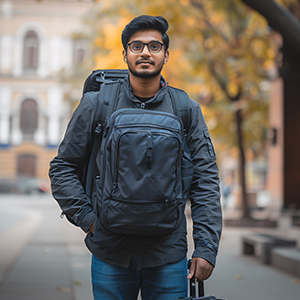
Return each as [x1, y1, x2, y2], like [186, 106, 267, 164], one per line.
[83, 69, 193, 235]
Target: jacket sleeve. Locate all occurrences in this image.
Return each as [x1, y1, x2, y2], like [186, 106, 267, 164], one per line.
[187, 100, 223, 267]
[49, 93, 97, 233]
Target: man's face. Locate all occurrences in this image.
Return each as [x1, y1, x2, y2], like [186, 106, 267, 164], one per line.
[123, 29, 169, 79]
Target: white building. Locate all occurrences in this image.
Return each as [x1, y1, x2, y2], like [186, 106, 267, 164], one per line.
[0, 0, 94, 180]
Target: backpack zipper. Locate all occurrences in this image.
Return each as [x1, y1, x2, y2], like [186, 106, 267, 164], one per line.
[110, 196, 177, 207]
[115, 123, 181, 134]
[111, 109, 184, 133]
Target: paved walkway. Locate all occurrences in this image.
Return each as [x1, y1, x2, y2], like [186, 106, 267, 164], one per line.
[0, 194, 299, 300]
[0, 194, 92, 300]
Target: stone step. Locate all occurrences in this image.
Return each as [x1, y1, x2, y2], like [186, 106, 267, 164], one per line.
[241, 233, 297, 264]
[271, 247, 300, 277]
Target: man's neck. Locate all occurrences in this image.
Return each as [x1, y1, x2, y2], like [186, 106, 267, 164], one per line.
[129, 73, 161, 98]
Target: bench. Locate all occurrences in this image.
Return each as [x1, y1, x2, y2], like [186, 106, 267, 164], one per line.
[292, 215, 300, 227]
[272, 247, 300, 276]
[242, 233, 297, 264]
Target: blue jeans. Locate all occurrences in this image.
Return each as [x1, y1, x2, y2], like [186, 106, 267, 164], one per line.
[91, 255, 188, 300]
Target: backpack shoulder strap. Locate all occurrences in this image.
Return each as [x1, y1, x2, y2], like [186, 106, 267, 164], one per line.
[85, 81, 121, 198]
[94, 80, 122, 126]
[168, 86, 191, 133]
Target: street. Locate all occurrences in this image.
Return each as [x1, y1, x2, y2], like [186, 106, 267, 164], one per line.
[0, 193, 299, 300]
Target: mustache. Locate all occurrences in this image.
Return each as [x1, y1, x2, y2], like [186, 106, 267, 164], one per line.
[135, 59, 155, 65]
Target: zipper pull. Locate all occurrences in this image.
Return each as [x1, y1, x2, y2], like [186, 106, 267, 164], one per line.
[95, 123, 102, 135]
[112, 182, 117, 191]
[146, 132, 153, 169]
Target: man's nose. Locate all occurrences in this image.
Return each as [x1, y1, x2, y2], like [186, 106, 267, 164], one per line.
[140, 45, 151, 56]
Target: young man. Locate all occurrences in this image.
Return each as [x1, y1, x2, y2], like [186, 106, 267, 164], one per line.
[49, 15, 222, 300]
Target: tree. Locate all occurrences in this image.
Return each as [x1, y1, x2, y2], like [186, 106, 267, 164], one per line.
[185, 0, 274, 218]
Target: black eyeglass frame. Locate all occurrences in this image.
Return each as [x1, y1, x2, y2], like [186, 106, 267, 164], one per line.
[127, 41, 165, 54]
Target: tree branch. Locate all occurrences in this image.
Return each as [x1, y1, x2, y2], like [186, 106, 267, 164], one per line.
[207, 59, 242, 102]
[190, 0, 229, 43]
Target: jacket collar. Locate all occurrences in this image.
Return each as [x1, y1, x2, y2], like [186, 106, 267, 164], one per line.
[124, 75, 168, 108]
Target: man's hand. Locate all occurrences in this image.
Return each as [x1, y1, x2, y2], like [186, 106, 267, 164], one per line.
[187, 257, 214, 281]
[89, 222, 95, 234]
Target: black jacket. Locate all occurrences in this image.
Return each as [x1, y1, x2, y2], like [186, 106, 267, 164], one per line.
[49, 77, 222, 269]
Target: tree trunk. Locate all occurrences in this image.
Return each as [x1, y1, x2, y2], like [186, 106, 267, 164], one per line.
[241, 0, 300, 53]
[235, 108, 250, 218]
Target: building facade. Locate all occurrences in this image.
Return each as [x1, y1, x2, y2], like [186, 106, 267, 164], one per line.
[0, 0, 94, 181]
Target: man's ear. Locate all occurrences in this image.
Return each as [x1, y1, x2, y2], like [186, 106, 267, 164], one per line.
[122, 49, 127, 63]
[164, 49, 169, 64]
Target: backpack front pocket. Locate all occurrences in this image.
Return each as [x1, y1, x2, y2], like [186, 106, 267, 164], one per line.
[105, 198, 180, 236]
[112, 130, 181, 200]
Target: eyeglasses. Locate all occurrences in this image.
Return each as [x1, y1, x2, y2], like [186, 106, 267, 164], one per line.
[127, 41, 164, 54]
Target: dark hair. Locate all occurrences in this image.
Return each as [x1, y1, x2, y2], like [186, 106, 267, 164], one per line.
[122, 15, 169, 50]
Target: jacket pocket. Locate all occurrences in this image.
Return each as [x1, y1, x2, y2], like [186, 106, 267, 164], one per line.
[203, 129, 216, 161]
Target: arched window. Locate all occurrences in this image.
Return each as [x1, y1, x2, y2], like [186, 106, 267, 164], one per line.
[23, 31, 39, 72]
[73, 38, 88, 65]
[20, 99, 38, 140]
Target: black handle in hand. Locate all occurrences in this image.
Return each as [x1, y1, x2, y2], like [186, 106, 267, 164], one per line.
[188, 259, 204, 298]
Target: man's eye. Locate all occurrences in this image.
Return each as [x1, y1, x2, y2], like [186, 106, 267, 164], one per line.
[149, 43, 159, 51]
[132, 43, 142, 50]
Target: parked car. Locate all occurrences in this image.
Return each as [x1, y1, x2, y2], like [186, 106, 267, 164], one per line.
[0, 177, 49, 194]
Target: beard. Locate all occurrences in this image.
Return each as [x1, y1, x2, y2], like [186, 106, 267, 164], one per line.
[128, 60, 164, 79]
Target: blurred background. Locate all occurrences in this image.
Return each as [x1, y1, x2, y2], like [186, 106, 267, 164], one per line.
[0, 0, 300, 299]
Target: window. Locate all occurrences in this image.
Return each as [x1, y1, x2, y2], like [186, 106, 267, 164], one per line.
[23, 31, 39, 72]
[73, 38, 88, 65]
[20, 99, 38, 140]
[17, 154, 36, 177]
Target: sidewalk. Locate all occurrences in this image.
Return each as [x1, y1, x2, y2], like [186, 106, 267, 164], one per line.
[0, 193, 93, 300]
[0, 194, 299, 300]
[204, 227, 300, 299]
